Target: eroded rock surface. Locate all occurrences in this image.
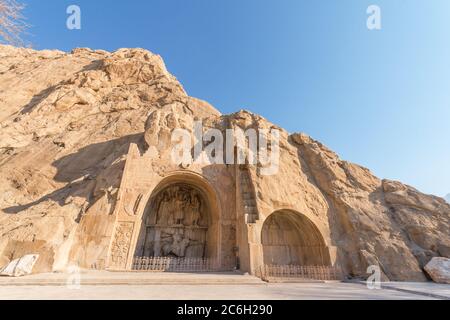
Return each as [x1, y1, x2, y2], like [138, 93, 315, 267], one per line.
[0, 254, 39, 277]
[0, 45, 448, 280]
[424, 257, 450, 284]
[0, 45, 218, 272]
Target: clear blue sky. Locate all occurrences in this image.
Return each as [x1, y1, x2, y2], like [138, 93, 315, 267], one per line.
[20, 0, 450, 197]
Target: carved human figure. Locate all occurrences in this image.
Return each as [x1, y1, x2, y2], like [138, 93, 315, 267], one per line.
[171, 233, 191, 257]
[156, 192, 171, 225]
[160, 231, 191, 257]
[184, 194, 202, 226]
[166, 190, 177, 226]
[174, 189, 186, 225]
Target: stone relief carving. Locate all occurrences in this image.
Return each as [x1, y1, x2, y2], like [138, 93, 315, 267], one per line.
[151, 185, 207, 227]
[140, 185, 208, 258]
[110, 222, 134, 269]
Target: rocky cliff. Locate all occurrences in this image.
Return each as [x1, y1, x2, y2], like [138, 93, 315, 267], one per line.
[0, 45, 448, 280]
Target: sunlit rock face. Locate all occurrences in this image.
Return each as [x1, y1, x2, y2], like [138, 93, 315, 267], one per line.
[0, 45, 449, 281]
[424, 257, 450, 284]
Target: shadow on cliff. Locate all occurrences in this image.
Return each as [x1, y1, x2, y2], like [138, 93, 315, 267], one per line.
[20, 84, 59, 114]
[3, 133, 145, 216]
[20, 59, 105, 115]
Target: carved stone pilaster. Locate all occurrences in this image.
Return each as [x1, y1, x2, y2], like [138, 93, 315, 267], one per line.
[109, 222, 134, 269]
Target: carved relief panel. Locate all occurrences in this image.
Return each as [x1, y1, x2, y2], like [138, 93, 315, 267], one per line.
[137, 184, 209, 258]
[109, 222, 134, 269]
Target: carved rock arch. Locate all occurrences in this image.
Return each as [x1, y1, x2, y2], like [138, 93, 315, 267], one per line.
[261, 209, 331, 266]
[134, 172, 221, 261]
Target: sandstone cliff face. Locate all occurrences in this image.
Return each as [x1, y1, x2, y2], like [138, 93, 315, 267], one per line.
[0, 45, 218, 271]
[291, 134, 450, 280]
[0, 45, 448, 280]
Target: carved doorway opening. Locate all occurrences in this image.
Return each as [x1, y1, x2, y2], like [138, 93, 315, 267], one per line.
[261, 210, 331, 266]
[134, 182, 217, 262]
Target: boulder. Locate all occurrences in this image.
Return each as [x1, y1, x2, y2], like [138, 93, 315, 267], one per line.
[0, 254, 39, 277]
[424, 257, 450, 284]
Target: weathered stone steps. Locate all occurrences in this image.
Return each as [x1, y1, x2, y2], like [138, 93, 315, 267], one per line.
[239, 167, 259, 223]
